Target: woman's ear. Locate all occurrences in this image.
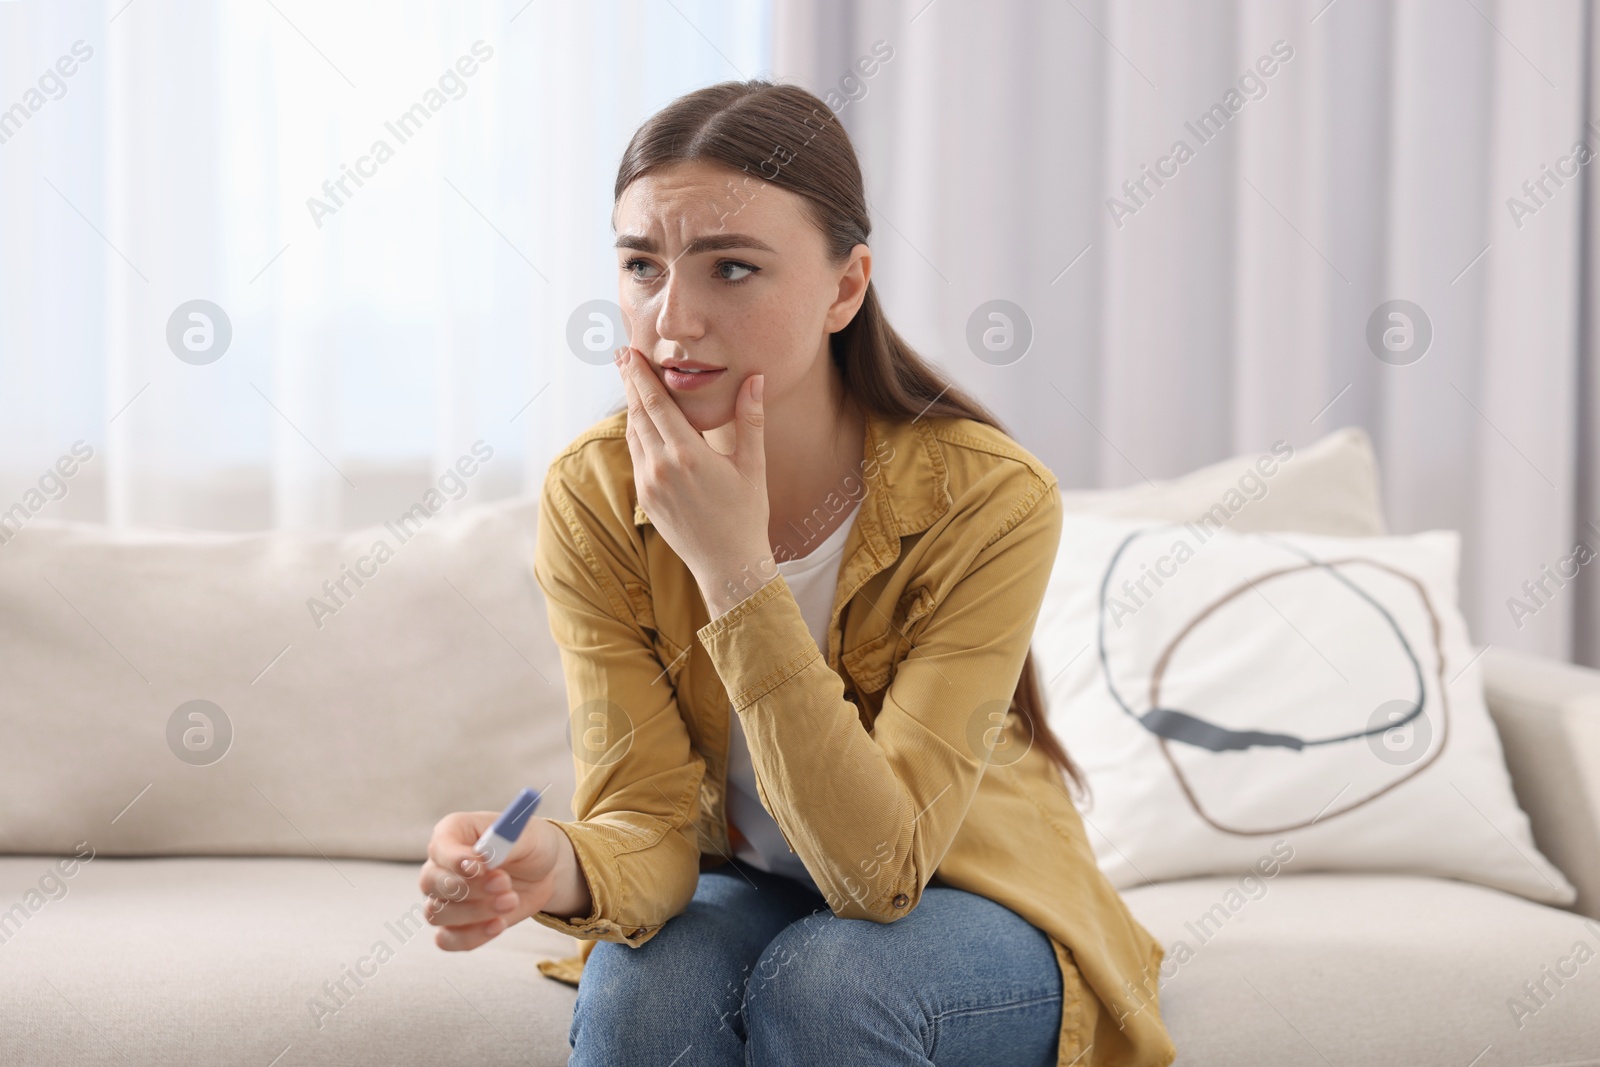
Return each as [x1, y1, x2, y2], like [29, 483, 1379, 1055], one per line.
[825, 243, 872, 333]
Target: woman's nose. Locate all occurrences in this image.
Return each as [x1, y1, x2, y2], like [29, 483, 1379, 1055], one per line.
[653, 273, 705, 343]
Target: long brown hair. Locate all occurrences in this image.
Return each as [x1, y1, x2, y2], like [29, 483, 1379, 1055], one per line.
[611, 78, 1090, 806]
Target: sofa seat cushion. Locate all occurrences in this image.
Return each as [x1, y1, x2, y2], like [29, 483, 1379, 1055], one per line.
[1123, 872, 1600, 1065]
[11, 857, 1599, 1065]
[0, 856, 577, 1066]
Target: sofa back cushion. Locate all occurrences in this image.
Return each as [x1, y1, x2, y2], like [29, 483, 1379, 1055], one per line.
[1059, 425, 1386, 537]
[0, 425, 1384, 863]
[0, 496, 573, 861]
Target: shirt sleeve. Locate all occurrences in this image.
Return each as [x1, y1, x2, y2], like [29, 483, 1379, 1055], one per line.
[695, 474, 1064, 922]
[528, 469, 704, 948]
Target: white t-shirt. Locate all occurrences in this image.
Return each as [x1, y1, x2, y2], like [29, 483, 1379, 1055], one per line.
[724, 498, 863, 891]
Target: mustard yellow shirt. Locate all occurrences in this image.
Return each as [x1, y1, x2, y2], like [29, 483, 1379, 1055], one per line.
[529, 407, 1177, 1067]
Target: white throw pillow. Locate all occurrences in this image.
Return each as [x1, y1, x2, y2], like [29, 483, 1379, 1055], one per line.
[1037, 512, 1577, 907]
[1059, 426, 1387, 538]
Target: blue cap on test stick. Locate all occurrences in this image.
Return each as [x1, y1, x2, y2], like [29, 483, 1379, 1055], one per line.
[473, 786, 544, 869]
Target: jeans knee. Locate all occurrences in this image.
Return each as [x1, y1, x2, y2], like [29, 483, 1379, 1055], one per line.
[569, 941, 633, 1040]
[570, 936, 747, 1060]
[571, 940, 696, 1037]
[745, 916, 922, 1046]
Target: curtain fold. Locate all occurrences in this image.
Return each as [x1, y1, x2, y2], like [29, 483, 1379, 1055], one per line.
[4, 0, 1596, 666]
[772, 0, 1599, 668]
[0, 0, 770, 532]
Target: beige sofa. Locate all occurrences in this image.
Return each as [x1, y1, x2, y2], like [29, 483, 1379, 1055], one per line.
[2, 425, 1597, 1065]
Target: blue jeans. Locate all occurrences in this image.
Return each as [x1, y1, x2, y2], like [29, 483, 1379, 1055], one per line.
[568, 858, 1062, 1066]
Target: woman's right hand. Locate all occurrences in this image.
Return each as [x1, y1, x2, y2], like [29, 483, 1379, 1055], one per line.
[419, 811, 567, 951]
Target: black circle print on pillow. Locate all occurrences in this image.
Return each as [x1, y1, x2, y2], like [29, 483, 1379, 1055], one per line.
[1094, 524, 1452, 835]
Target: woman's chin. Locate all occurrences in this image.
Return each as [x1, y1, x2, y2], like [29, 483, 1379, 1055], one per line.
[676, 397, 736, 434]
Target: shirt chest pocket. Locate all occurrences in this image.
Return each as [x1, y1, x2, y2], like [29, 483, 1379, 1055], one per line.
[841, 583, 938, 715]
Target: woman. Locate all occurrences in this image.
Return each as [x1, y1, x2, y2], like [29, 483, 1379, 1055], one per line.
[419, 79, 1176, 1067]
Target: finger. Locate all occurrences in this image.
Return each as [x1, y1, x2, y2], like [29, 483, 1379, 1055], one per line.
[434, 914, 508, 952]
[618, 348, 665, 453]
[426, 811, 497, 879]
[617, 354, 659, 491]
[734, 373, 765, 482]
[419, 857, 508, 903]
[616, 351, 646, 471]
[620, 346, 699, 453]
[424, 885, 520, 928]
[421, 858, 476, 905]
[422, 813, 510, 897]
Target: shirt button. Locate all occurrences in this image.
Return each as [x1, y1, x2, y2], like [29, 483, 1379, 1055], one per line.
[627, 927, 647, 939]
[891, 893, 909, 908]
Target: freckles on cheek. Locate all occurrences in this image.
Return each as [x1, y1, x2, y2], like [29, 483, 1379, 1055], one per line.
[774, 290, 824, 343]
[622, 290, 660, 341]
[745, 302, 811, 370]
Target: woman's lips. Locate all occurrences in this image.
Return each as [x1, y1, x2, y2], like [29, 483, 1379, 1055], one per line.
[662, 366, 727, 391]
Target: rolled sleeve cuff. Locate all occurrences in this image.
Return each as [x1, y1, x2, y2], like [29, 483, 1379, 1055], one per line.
[529, 819, 658, 946]
[695, 573, 822, 712]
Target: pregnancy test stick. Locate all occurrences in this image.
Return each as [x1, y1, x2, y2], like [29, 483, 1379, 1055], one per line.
[473, 786, 544, 869]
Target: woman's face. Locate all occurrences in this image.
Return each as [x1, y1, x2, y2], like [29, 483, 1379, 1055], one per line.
[613, 159, 869, 434]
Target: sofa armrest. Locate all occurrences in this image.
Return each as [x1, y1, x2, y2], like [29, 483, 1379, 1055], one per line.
[1481, 646, 1600, 919]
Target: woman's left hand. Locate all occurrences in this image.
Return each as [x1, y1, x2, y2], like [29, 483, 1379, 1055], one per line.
[614, 345, 775, 617]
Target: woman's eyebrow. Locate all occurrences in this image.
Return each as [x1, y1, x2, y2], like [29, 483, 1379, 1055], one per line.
[614, 233, 776, 256]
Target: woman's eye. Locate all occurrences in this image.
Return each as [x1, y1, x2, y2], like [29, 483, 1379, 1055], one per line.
[623, 257, 758, 285]
[622, 257, 660, 282]
[717, 260, 759, 284]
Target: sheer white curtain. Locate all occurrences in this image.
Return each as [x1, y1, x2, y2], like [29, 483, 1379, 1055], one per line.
[771, 0, 1600, 668]
[7, 0, 1597, 667]
[0, 0, 770, 531]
